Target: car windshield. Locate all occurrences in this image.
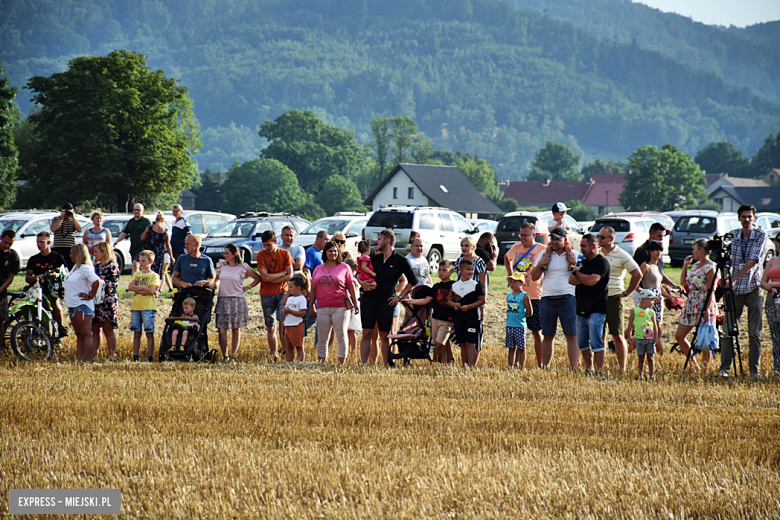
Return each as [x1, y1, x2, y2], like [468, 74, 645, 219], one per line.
[301, 219, 352, 235]
[590, 220, 630, 233]
[0, 220, 29, 232]
[366, 212, 414, 230]
[207, 220, 257, 238]
[102, 220, 127, 236]
[674, 216, 717, 234]
[497, 216, 537, 232]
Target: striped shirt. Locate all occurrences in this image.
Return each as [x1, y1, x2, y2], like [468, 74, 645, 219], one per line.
[730, 227, 767, 295]
[52, 217, 77, 249]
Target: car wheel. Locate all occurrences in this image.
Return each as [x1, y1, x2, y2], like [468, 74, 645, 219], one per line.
[241, 249, 252, 265]
[115, 252, 126, 273]
[765, 248, 775, 266]
[427, 247, 443, 272]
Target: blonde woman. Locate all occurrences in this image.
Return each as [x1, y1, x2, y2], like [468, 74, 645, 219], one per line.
[63, 243, 101, 361]
[83, 211, 112, 260]
[141, 211, 173, 280]
[92, 242, 120, 361]
[332, 231, 353, 262]
[454, 236, 488, 296]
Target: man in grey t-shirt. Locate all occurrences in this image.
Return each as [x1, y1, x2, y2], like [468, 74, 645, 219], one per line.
[406, 238, 432, 286]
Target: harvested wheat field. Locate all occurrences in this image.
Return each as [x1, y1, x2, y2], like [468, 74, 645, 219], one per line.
[2, 274, 780, 518]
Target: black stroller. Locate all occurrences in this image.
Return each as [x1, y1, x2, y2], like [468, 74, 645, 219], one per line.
[387, 285, 434, 366]
[159, 287, 217, 362]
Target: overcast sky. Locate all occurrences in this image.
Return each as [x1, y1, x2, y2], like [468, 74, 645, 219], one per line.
[636, 0, 780, 27]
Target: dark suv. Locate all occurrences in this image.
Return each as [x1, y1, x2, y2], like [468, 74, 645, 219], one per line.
[668, 212, 739, 266]
[199, 212, 310, 266]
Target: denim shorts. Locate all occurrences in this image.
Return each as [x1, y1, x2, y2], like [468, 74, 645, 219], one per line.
[130, 309, 156, 333]
[576, 313, 606, 352]
[261, 292, 286, 328]
[68, 304, 95, 317]
[636, 338, 656, 356]
[540, 294, 576, 336]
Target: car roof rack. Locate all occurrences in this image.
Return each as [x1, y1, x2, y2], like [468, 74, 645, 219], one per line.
[237, 211, 298, 219]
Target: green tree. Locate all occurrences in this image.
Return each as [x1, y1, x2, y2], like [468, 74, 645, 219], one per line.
[290, 197, 326, 222]
[259, 109, 363, 193]
[497, 197, 520, 214]
[620, 144, 706, 212]
[749, 133, 780, 179]
[221, 159, 304, 214]
[694, 141, 750, 177]
[191, 170, 224, 211]
[454, 155, 500, 200]
[318, 176, 368, 216]
[26, 50, 200, 211]
[526, 142, 581, 182]
[580, 158, 625, 179]
[369, 116, 433, 179]
[0, 61, 19, 209]
[564, 200, 598, 221]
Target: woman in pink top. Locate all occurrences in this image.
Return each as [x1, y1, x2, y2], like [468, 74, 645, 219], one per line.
[309, 241, 359, 365]
[210, 244, 261, 362]
[760, 234, 780, 376]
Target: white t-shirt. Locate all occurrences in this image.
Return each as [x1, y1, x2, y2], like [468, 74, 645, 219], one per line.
[63, 264, 101, 310]
[406, 253, 432, 286]
[547, 219, 572, 235]
[534, 250, 575, 297]
[284, 295, 308, 326]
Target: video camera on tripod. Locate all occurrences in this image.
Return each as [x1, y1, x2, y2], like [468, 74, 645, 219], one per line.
[707, 232, 733, 263]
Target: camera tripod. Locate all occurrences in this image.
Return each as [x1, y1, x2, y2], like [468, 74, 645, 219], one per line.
[684, 256, 744, 375]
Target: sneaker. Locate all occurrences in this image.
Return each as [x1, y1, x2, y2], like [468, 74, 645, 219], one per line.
[57, 326, 68, 338]
[751, 372, 766, 381]
[717, 369, 729, 378]
[638, 375, 644, 380]
[147, 355, 153, 362]
[133, 355, 140, 362]
[178, 345, 185, 352]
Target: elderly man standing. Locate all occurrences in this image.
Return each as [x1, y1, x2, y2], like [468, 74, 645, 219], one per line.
[598, 226, 642, 372]
[505, 222, 546, 367]
[170, 204, 191, 261]
[569, 234, 610, 372]
[257, 230, 293, 361]
[719, 204, 768, 379]
[530, 227, 578, 368]
[114, 203, 151, 274]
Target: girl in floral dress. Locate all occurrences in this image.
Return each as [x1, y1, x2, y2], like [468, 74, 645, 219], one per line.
[675, 238, 718, 371]
[91, 242, 120, 361]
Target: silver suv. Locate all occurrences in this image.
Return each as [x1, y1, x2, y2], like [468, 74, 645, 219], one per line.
[668, 212, 739, 266]
[362, 205, 478, 269]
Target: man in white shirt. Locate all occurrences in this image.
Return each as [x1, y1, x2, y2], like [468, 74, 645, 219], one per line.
[530, 228, 579, 368]
[598, 226, 642, 372]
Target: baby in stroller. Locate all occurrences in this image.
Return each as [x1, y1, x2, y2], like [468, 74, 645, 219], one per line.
[170, 297, 200, 352]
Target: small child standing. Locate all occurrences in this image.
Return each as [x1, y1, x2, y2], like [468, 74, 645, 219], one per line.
[170, 297, 200, 351]
[628, 288, 663, 379]
[506, 271, 533, 368]
[283, 274, 309, 362]
[128, 250, 161, 362]
[448, 259, 485, 367]
[356, 240, 376, 283]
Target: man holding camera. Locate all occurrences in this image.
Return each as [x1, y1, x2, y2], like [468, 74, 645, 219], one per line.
[50, 203, 82, 270]
[719, 204, 767, 379]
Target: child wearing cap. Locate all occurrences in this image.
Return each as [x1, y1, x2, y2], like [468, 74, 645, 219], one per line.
[546, 202, 574, 260]
[506, 271, 533, 368]
[628, 288, 663, 379]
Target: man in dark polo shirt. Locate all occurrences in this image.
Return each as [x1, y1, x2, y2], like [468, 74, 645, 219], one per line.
[358, 229, 418, 366]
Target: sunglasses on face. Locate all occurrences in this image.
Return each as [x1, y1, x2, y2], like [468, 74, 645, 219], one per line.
[334, 240, 346, 245]
[597, 235, 609, 240]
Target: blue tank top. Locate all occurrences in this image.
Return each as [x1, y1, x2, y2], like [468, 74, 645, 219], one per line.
[507, 291, 527, 329]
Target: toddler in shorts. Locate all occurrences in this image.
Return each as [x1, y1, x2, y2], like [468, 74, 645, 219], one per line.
[171, 297, 200, 351]
[506, 271, 533, 368]
[283, 274, 309, 362]
[628, 289, 663, 379]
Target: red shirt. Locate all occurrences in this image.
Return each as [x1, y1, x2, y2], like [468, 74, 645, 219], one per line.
[256, 247, 293, 296]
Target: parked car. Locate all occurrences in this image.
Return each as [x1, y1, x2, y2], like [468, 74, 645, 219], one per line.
[495, 211, 585, 262]
[297, 213, 370, 258]
[662, 209, 718, 224]
[160, 210, 236, 238]
[589, 216, 665, 259]
[578, 221, 595, 233]
[0, 212, 90, 269]
[605, 211, 675, 231]
[88, 213, 135, 273]
[668, 212, 740, 266]
[199, 212, 311, 266]
[362, 205, 478, 269]
[468, 219, 497, 235]
[754, 212, 780, 262]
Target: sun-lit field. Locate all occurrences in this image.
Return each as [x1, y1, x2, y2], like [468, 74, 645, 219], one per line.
[2, 267, 779, 518]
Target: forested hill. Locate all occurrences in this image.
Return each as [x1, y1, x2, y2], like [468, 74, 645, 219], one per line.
[505, 0, 780, 104]
[2, 0, 780, 180]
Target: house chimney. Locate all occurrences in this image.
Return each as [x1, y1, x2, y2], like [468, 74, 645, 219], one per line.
[543, 178, 551, 186]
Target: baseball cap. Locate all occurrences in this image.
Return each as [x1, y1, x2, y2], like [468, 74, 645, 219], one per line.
[509, 271, 527, 282]
[62, 203, 74, 211]
[551, 202, 568, 213]
[638, 289, 656, 300]
[550, 227, 567, 240]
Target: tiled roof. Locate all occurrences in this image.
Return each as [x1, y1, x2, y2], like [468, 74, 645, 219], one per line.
[502, 181, 591, 206]
[712, 186, 780, 211]
[581, 174, 625, 206]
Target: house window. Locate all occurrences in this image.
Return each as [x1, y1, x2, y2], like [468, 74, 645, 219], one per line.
[393, 187, 398, 199]
[408, 187, 414, 199]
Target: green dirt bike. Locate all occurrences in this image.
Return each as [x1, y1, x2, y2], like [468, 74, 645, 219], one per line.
[5, 267, 67, 361]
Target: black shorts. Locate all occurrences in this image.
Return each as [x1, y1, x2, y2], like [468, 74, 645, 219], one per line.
[360, 298, 395, 333]
[454, 319, 481, 349]
[527, 299, 542, 331]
